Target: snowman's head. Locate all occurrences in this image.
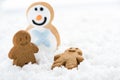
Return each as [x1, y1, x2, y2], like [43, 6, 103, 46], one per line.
[26, 2, 54, 27]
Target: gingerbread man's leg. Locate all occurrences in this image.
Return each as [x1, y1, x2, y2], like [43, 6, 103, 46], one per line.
[51, 58, 66, 69]
[54, 54, 61, 61]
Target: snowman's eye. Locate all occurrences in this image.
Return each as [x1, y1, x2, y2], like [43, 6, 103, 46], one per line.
[34, 8, 38, 11]
[40, 7, 44, 11]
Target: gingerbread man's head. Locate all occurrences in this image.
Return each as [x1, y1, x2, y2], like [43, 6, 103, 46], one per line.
[13, 30, 31, 46]
[65, 47, 83, 55]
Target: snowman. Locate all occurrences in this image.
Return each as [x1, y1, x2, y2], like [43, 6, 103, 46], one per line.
[26, 2, 60, 63]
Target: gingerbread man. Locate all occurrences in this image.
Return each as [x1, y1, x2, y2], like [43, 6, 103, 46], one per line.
[8, 30, 39, 67]
[52, 47, 84, 69]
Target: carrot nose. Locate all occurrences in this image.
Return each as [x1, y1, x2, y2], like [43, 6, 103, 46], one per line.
[36, 15, 42, 21]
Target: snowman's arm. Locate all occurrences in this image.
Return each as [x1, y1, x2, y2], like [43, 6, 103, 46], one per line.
[26, 25, 34, 31]
[45, 24, 60, 47]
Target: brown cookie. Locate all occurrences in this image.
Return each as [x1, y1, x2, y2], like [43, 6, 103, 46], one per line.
[8, 30, 39, 67]
[51, 47, 84, 69]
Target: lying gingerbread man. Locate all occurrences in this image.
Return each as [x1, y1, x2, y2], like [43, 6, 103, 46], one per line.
[8, 30, 39, 67]
[51, 47, 84, 69]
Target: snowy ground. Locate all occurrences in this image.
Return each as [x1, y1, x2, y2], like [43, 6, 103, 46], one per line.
[0, 0, 120, 80]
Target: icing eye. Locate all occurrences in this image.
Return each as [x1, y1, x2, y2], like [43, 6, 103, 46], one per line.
[40, 7, 44, 11]
[34, 8, 38, 11]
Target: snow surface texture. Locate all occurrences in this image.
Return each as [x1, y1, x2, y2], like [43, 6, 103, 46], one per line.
[0, 0, 120, 80]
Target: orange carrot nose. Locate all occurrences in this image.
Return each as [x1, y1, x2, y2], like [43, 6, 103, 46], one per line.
[36, 15, 42, 21]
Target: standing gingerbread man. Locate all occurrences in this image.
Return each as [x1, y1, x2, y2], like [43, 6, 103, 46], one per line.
[8, 30, 39, 67]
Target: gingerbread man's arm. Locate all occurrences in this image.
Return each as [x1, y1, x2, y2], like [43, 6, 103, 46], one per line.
[76, 55, 84, 64]
[31, 43, 39, 53]
[45, 24, 60, 47]
[51, 58, 66, 69]
[8, 47, 16, 59]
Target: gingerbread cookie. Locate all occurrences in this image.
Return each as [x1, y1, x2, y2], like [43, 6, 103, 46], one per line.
[51, 47, 84, 69]
[8, 30, 39, 67]
[26, 2, 60, 48]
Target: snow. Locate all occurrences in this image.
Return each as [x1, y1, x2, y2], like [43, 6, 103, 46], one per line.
[0, 0, 120, 80]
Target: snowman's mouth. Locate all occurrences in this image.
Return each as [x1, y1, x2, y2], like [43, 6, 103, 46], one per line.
[32, 17, 47, 26]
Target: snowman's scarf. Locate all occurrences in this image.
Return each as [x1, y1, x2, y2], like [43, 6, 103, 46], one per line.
[31, 29, 51, 47]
